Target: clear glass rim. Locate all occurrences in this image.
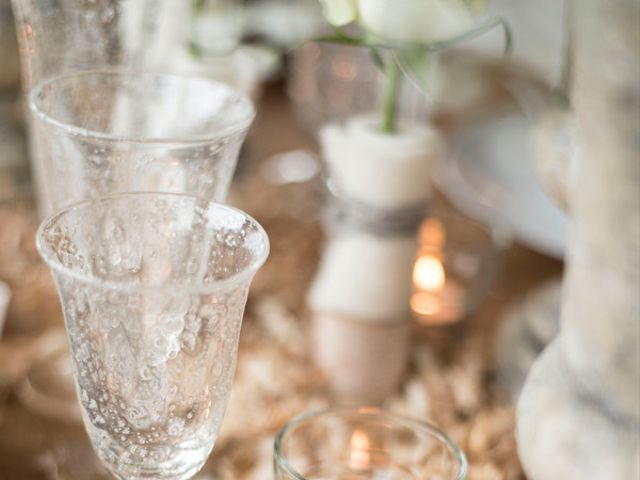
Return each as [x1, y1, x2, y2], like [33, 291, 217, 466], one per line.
[29, 68, 256, 146]
[35, 192, 270, 295]
[273, 406, 468, 480]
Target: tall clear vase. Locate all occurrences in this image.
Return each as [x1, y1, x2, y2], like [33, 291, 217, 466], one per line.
[11, 0, 243, 87]
[12, 0, 149, 217]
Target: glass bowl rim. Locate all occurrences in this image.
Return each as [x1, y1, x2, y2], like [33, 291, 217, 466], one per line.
[29, 68, 256, 146]
[35, 191, 270, 295]
[273, 406, 468, 480]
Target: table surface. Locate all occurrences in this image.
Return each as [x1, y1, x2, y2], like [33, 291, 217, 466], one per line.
[0, 82, 563, 479]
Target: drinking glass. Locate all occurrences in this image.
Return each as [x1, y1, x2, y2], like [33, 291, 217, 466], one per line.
[274, 407, 467, 480]
[29, 69, 255, 217]
[36, 192, 269, 480]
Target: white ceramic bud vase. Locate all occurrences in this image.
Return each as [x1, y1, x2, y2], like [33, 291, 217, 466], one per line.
[309, 114, 442, 404]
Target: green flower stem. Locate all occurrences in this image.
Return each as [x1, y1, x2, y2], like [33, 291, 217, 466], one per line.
[381, 59, 401, 134]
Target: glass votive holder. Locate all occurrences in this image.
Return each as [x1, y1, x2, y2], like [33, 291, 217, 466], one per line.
[274, 407, 467, 480]
[411, 212, 511, 328]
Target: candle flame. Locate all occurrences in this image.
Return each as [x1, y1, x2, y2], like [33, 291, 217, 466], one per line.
[413, 254, 446, 291]
[349, 429, 370, 470]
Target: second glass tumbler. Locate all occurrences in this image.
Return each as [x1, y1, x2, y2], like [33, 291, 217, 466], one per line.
[29, 69, 255, 217]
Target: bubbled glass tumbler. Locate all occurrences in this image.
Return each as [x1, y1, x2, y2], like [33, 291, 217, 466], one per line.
[36, 192, 269, 480]
[29, 70, 255, 217]
[274, 407, 467, 480]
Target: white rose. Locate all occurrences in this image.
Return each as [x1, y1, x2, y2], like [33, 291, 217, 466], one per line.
[319, 0, 358, 26]
[357, 0, 476, 43]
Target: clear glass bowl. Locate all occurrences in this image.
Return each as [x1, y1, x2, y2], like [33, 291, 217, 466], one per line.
[274, 407, 467, 480]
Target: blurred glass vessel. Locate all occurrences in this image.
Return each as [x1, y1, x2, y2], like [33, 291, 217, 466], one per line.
[36, 192, 269, 479]
[288, 42, 430, 136]
[274, 407, 467, 480]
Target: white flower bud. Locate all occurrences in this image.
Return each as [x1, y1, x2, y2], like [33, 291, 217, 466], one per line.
[357, 0, 475, 43]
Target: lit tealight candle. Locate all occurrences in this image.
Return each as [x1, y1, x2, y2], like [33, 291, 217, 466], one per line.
[411, 251, 465, 326]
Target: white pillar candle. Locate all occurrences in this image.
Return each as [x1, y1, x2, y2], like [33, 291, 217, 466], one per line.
[321, 115, 441, 210]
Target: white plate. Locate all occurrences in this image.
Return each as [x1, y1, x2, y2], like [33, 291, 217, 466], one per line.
[435, 110, 568, 259]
